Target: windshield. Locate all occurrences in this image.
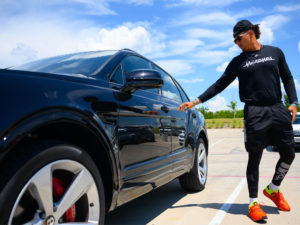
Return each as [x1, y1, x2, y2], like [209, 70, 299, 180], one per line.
[14, 50, 117, 76]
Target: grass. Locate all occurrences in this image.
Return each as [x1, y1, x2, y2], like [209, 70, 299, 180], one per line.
[205, 118, 244, 129]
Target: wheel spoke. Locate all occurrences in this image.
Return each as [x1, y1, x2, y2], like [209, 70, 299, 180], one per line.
[198, 166, 206, 177]
[199, 148, 206, 162]
[30, 165, 54, 215]
[54, 168, 93, 218]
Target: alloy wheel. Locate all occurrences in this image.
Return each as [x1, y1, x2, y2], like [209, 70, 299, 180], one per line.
[197, 143, 207, 185]
[8, 159, 100, 225]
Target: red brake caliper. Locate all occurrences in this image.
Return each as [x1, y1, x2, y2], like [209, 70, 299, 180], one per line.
[53, 177, 76, 222]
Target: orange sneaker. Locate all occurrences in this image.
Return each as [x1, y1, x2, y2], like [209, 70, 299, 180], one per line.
[248, 201, 268, 222]
[263, 185, 290, 211]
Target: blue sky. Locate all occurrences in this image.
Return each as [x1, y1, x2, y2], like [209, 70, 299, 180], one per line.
[1, 0, 300, 111]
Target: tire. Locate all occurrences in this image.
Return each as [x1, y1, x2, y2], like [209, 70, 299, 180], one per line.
[179, 138, 208, 192]
[0, 140, 105, 225]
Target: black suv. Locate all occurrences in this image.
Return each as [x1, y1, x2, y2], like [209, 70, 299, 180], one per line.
[0, 49, 208, 225]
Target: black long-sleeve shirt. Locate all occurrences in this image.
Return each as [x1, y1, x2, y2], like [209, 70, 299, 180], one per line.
[198, 45, 298, 106]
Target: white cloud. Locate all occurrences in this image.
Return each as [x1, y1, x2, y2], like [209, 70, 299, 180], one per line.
[216, 61, 230, 72]
[228, 79, 239, 89]
[71, 0, 117, 15]
[10, 43, 38, 64]
[0, 0, 117, 17]
[154, 60, 193, 76]
[0, 18, 93, 66]
[186, 28, 232, 41]
[94, 25, 165, 54]
[174, 12, 236, 26]
[294, 79, 300, 91]
[259, 24, 274, 44]
[166, 0, 241, 7]
[0, 14, 166, 67]
[274, 3, 300, 13]
[259, 15, 289, 44]
[234, 7, 265, 19]
[127, 0, 153, 5]
[177, 78, 204, 83]
[207, 96, 228, 112]
[192, 49, 234, 65]
[168, 39, 204, 55]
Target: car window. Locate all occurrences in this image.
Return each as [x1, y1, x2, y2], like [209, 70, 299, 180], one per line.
[14, 51, 117, 76]
[152, 64, 182, 102]
[122, 55, 158, 94]
[110, 65, 123, 84]
[122, 55, 151, 77]
[175, 81, 190, 102]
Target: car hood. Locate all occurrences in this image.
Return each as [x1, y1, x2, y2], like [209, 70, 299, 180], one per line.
[1, 68, 98, 83]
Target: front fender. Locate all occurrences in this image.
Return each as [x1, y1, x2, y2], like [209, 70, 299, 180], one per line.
[0, 107, 118, 178]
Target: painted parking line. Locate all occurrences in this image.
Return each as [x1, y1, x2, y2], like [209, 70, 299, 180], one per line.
[208, 178, 246, 225]
[210, 138, 227, 147]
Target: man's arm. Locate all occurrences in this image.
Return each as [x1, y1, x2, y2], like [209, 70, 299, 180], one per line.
[278, 48, 298, 123]
[178, 61, 237, 112]
[198, 71, 237, 103]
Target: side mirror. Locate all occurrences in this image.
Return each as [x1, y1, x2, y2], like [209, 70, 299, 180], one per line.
[121, 69, 163, 93]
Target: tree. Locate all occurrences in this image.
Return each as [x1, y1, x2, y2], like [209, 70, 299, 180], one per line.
[227, 101, 237, 118]
[283, 94, 300, 110]
[283, 94, 290, 107]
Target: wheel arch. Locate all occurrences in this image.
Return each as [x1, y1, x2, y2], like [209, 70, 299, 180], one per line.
[0, 108, 118, 212]
[198, 128, 209, 154]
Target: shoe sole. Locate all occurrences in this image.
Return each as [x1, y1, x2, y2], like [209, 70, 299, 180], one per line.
[249, 215, 268, 222]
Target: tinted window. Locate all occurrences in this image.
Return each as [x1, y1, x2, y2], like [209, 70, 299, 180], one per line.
[122, 55, 151, 77]
[122, 55, 157, 94]
[175, 81, 190, 102]
[152, 64, 181, 102]
[14, 51, 116, 76]
[110, 65, 123, 84]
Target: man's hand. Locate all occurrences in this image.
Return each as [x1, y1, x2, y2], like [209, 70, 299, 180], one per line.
[177, 102, 195, 112]
[288, 104, 297, 123]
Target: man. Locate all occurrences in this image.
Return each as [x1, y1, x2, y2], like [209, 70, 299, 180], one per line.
[178, 19, 298, 222]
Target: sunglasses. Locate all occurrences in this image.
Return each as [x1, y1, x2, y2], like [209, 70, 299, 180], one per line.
[234, 31, 249, 43]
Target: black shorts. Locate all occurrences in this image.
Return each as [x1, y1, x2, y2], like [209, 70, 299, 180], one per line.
[244, 102, 295, 152]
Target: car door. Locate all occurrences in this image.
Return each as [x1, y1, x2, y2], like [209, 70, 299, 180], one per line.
[109, 55, 173, 206]
[152, 64, 194, 178]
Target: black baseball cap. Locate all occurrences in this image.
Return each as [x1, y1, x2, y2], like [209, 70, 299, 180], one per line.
[233, 20, 258, 38]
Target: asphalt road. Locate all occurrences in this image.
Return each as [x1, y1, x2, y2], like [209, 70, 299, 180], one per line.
[105, 129, 300, 225]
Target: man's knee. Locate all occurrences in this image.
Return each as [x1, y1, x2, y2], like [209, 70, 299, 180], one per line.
[278, 145, 295, 164]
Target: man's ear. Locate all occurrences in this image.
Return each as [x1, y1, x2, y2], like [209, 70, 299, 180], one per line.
[249, 30, 255, 38]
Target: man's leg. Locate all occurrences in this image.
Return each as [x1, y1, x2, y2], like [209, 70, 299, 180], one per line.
[264, 126, 295, 211]
[244, 105, 270, 221]
[246, 149, 268, 221]
[246, 150, 264, 199]
[272, 128, 295, 185]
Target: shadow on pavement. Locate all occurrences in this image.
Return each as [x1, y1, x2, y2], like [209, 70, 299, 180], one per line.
[105, 179, 188, 225]
[105, 178, 280, 224]
[171, 202, 279, 215]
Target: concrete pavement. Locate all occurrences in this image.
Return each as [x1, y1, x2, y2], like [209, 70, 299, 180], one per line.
[105, 129, 300, 225]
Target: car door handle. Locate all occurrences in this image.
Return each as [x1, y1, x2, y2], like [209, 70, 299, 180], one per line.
[192, 113, 197, 118]
[161, 105, 169, 113]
